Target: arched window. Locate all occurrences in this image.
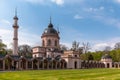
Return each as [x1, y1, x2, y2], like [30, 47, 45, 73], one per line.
[74, 61, 77, 69]
[47, 39, 51, 46]
[55, 40, 57, 46]
[74, 55, 77, 57]
[42, 40, 45, 46]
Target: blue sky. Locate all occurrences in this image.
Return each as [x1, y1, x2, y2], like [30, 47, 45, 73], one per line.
[0, 0, 120, 51]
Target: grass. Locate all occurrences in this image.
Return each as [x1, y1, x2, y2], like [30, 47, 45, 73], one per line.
[0, 68, 120, 80]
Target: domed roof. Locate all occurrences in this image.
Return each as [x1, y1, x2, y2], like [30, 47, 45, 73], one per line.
[43, 23, 58, 34]
[101, 54, 112, 59]
[41, 17, 60, 39]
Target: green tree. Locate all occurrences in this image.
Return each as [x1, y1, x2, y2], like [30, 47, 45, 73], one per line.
[0, 42, 7, 54]
[18, 44, 32, 57]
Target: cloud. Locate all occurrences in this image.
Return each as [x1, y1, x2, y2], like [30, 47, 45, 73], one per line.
[0, 19, 11, 25]
[85, 6, 104, 12]
[0, 19, 40, 49]
[21, 0, 51, 5]
[74, 14, 83, 19]
[22, 0, 64, 6]
[24, 0, 45, 4]
[0, 19, 11, 29]
[94, 15, 120, 28]
[0, 28, 40, 49]
[21, 0, 84, 6]
[91, 37, 120, 51]
[115, 0, 120, 3]
[51, 0, 64, 6]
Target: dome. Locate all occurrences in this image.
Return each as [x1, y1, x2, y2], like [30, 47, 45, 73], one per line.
[41, 18, 60, 39]
[101, 54, 112, 59]
[43, 23, 58, 35]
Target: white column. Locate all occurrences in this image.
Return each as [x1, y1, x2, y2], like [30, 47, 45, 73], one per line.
[26, 61, 28, 70]
[42, 62, 44, 69]
[3, 60, 5, 70]
[32, 61, 33, 70]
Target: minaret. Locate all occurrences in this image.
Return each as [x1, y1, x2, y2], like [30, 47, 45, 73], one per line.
[13, 8, 19, 55]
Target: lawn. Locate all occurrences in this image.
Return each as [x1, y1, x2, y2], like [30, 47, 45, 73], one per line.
[0, 69, 120, 80]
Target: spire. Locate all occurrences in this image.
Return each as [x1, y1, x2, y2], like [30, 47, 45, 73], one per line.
[50, 16, 52, 24]
[13, 7, 19, 28]
[14, 7, 18, 20]
[15, 7, 17, 17]
[48, 16, 53, 28]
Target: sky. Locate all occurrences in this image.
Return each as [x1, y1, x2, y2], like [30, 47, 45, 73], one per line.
[0, 0, 120, 51]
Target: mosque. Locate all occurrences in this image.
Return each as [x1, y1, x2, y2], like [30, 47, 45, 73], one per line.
[0, 12, 120, 71]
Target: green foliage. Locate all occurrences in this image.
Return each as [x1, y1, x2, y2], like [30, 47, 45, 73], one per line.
[0, 69, 120, 80]
[18, 44, 32, 57]
[0, 42, 7, 55]
[80, 49, 120, 62]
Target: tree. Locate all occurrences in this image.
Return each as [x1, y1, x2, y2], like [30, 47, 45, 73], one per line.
[88, 54, 94, 60]
[18, 44, 32, 57]
[82, 42, 91, 54]
[104, 46, 111, 51]
[0, 42, 6, 49]
[115, 42, 120, 50]
[0, 42, 7, 54]
[72, 41, 80, 51]
[6, 49, 13, 54]
[60, 44, 68, 51]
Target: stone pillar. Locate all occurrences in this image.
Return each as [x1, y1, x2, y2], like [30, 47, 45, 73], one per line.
[62, 63, 64, 69]
[59, 62, 61, 69]
[51, 62, 53, 69]
[37, 61, 39, 70]
[42, 62, 44, 69]
[19, 61, 21, 70]
[47, 62, 49, 69]
[55, 62, 57, 69]
[12, 60, 14, 66]
[8, 62, 10, 70]
[26, 61, 28, 70]
[3, 60, 5, 70]
[32, 61, 33, 70]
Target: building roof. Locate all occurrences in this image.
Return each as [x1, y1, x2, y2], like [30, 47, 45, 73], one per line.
[41, 20, 59, 39]
[10, 55, 20, 60]
[101, 54, 112, 59]
[43, 23, 58, 35]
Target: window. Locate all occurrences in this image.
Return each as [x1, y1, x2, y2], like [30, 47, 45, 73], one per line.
[55, 40, 57, 46]
[34, 55, 37, 58]
[75, 55, 77, 57]
[42, 40, 45, 46]
[47, 39, 51, 46]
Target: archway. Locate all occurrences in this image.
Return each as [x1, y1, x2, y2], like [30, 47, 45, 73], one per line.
[20, 58, 27, 70]
[33, 59, 38, 69]
[5, 57, 12, 70]
[74, 61, 77, 69]
[107, 63, 110, 68]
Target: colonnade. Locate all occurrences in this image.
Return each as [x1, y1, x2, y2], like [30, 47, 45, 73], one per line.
[0, 55, 67, 71]
[81, 60, 105, 69]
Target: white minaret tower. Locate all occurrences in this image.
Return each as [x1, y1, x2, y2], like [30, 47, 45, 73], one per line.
[13, 8, 19, 55]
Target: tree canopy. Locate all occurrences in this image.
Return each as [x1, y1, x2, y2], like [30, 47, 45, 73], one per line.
[18, 44, 32, 57]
